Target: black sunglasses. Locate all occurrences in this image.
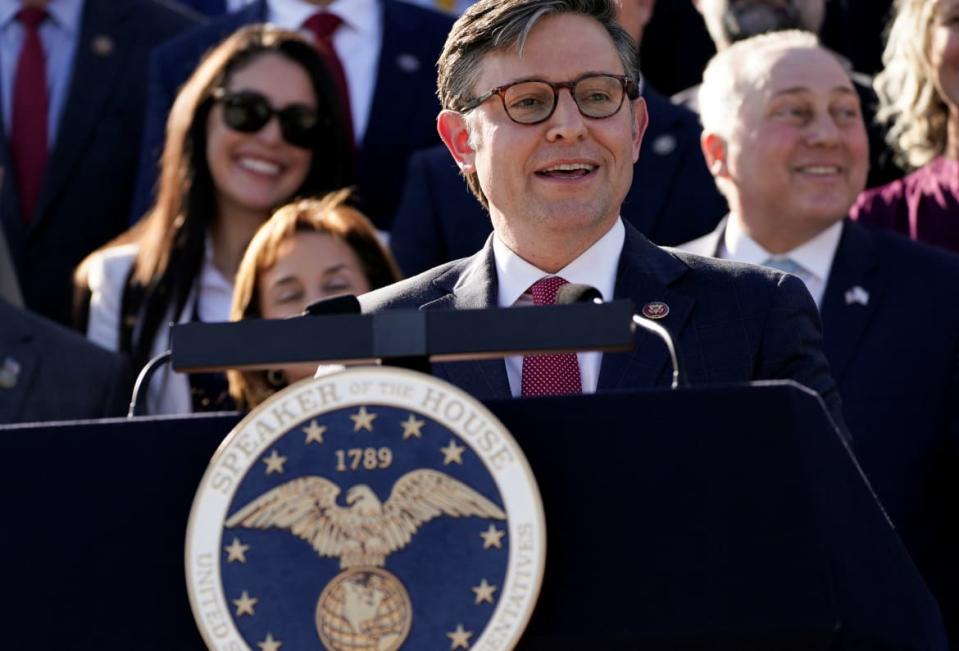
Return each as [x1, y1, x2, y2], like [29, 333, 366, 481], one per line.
[211, 88, 321, 149]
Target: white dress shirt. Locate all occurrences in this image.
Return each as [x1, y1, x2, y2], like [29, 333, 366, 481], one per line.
[718, 216, 843, 308]
[493, 218, 625, 397]
[269, 0, 382, 144]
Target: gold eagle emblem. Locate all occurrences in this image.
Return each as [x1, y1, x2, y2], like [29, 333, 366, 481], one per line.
[226, 469, 506, 569]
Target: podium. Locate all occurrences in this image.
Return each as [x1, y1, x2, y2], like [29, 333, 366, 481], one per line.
[0, 381, 946, 649]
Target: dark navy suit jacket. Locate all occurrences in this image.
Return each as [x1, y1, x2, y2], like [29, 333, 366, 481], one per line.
[389, 88, 728, 277]
[682, 218, 959, 640]
[174, 0, 229, 16]
[0, 0, 199, 325]
[132, 0, 454, 230]
[0, 299, 129, 423]
[361, 220, 846, 434]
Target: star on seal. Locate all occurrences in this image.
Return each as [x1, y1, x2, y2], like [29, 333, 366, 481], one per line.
[350, 406, 377, 432]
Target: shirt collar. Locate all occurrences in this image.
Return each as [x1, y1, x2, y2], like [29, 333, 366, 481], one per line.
[0, 0, 84, 33]
[493, 218, 625, 307]
[46, 0, 83, 34]
[269, 0, 379, 34]
[724, 214, 844, 283]
[328, 0, 378, 35]
[0, 2, 16, 28]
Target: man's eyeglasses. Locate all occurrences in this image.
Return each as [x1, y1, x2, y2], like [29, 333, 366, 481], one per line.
[212, 88, 322, 149]
[459, 73, 640, 125]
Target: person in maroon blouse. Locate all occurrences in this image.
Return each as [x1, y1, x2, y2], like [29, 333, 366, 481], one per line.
[851, 0, 959, 253]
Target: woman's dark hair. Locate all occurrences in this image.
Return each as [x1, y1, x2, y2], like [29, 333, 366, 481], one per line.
[82, 24, 354, 366]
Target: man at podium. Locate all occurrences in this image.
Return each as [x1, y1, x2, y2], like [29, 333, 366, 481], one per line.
[360, 0, 846, 433]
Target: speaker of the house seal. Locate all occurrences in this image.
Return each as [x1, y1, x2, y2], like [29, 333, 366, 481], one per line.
[186, 366, 546, 650]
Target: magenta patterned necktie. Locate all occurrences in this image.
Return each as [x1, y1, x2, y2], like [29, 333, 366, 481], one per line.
[521, 276, 583, 397]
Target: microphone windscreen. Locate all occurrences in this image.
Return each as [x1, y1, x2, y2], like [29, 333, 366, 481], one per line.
[555, 283, 603, 305]
[302, 294, 361, 316]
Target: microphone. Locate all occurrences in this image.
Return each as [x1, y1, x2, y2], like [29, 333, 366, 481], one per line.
[302, 294, 361, 316]
[556, 283, 682, 390]
[129, 295, 364, 416]
[127, 350, 172, 418]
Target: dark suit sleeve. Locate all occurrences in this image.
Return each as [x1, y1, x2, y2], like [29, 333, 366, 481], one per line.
[942, 344, 959, 642]
[389, 149, 447, 277]
[757, 273, 850, 441]
[8, 309, 137, 423]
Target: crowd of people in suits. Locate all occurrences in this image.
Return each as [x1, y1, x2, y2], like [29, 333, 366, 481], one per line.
[0, 0, 958, 639]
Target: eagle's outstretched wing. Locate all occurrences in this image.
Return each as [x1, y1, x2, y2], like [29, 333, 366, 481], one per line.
[225, 476, 354, 559]
[380, 469, 506, 552]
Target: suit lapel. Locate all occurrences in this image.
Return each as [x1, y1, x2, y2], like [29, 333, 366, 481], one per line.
[193, 0, 227, 15]
[598, 225, 695, 390]
[0, 302, 37, 422]
[424, 240, 511, 399]
[423, 228, 698, 396]
[819, 221, 883, 382]
[30, 0, 126, 232]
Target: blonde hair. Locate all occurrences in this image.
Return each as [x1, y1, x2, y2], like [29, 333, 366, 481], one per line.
[227, 190, 401, 408]
[874, 0, 948, 169]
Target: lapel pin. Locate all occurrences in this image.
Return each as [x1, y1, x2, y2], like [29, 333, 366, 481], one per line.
[0, 356, 20, 389]
[651, 134, 677, 156]
[396, 53, 420, 74]
[844, 285, 869, 306]
[92, 35, 114, 56]
[641, 301, 669, 320]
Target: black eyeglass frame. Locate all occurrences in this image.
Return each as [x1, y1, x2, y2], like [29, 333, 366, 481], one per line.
[458, 72, 642, 125]
[210, 87, 323, 149]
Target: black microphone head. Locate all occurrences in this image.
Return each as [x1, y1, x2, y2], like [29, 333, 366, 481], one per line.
[555, 283, 603, 305]
[302, 294, 361, 317]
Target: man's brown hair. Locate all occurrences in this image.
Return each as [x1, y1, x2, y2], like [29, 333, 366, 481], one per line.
[436, 0, 640, 208]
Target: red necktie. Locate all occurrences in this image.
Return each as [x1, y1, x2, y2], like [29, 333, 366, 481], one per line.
[303, 12, 355, 146]
[11, 7, 49, 224]
[521, 276, 583, 397]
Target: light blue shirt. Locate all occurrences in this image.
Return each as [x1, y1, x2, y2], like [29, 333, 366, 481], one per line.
[718, 216, 843, 309]
[0, 0, 84, 145]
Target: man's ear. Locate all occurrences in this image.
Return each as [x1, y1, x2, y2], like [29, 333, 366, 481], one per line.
[437, 110, 476, 173]
[631, 98, 649, 163]
[636, 0, 655, 30]
[701, 131, 728, 178]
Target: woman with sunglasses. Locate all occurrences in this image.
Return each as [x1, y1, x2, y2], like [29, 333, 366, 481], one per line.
[228, 190, 401, 409]
[76, 25, 354, 415]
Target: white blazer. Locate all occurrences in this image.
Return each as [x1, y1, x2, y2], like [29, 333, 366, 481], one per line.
[85, 242, 233, 415]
